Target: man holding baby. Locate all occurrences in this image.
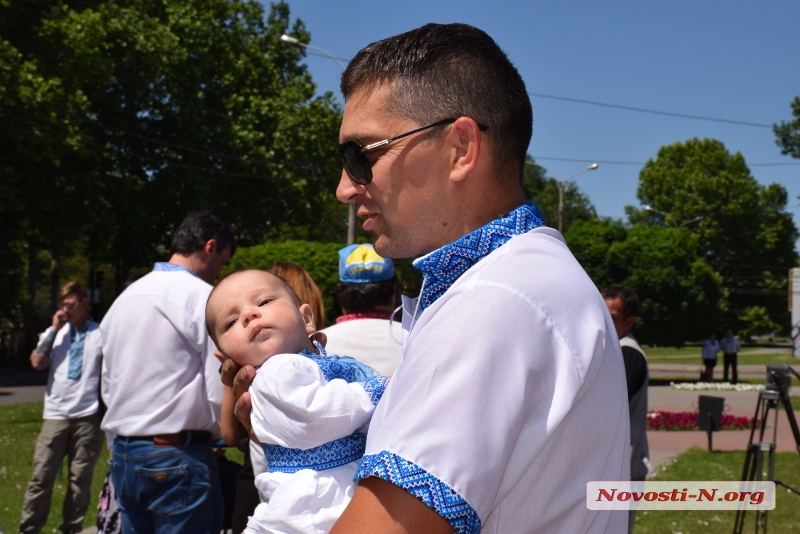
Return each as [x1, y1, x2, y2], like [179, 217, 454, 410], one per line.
[228, 22, 630, 534]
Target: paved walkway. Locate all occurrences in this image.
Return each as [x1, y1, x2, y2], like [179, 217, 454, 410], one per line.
[0, 384, 45, 405]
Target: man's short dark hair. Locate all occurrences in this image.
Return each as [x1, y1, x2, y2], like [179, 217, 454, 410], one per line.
[337, 277, 396, 314]
[170, 211, 236, 257]
[601, 285, 639, 319]
[341, 23, 532, 181]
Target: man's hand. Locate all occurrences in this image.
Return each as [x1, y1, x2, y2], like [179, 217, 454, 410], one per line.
[221, 358, 260, 443]
[30, 351, 49, 371]
[51, 309, 67, 331]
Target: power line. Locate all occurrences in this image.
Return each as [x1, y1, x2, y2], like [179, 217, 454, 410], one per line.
[527, 91, 774, 128]
[531, 156, 800, 167]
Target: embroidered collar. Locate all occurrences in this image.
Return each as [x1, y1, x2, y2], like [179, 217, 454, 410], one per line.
[152, 262, 199, 278]
[336, 312, 392, 324]
[413, 202, 545, 314]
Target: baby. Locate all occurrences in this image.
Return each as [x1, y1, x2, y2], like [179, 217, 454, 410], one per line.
[205, 269, 387, 534]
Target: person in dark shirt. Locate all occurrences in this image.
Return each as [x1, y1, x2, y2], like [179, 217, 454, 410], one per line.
[603, 285, 650, 533]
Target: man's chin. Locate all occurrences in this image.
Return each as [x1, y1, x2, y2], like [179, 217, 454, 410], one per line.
[373, 235, 425, 260]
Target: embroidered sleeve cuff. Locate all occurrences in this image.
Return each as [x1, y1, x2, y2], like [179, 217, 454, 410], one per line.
[360, 375, 388, 407]
[354, 451, 481, 534]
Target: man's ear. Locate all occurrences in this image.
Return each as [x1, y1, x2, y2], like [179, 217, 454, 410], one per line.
[299, 304, 316, 334]
[204, 239, 218, 258]
[624, 315, 637, 332]
[447, 117, 482, 184]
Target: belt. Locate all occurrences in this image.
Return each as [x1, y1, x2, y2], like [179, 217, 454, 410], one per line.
[122, 430, 214, 447]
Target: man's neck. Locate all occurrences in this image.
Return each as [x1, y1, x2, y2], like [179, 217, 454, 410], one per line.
[168, 253, 201, 276]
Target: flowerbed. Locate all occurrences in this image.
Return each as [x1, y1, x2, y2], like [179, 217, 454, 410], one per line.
[647, 410, 755, 431]
[670, 381, 765, 392]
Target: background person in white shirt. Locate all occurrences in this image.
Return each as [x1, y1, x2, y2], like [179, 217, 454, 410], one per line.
[701, 333, 720, 381]
[20, 282, 104, 534]
[228, 23, 629, 534]
[321, 244, 403, 376]
[100, 211, 235, 534]
[720, 328, 742, 383]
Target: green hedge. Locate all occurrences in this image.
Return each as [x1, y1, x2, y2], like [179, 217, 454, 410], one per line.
[223, 240, 345, 328]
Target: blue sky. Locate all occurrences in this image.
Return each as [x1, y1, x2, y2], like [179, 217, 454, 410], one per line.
[271, 0, 800, 225]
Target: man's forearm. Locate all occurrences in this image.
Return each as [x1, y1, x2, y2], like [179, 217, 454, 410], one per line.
[34, 329, 56, 355]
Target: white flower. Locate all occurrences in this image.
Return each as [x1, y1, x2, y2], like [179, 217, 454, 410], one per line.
[670, 381, 765, 392]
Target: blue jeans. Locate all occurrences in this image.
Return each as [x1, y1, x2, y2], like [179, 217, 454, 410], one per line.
[110, 437, 223, 534]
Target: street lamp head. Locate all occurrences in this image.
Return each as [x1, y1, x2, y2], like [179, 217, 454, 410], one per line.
[280, 34, 299, 45]
[588, 163, 599, 170]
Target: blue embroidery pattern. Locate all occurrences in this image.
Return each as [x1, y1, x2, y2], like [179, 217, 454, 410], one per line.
[152, 262, 199, 278]
[265, 432, 366, 473]
[413, 202, 545, 314]
[360, 376, 388, 406]
[355, 451, 481, 534]
[299, 348, 376, 383]
[262, 348, 382, 474]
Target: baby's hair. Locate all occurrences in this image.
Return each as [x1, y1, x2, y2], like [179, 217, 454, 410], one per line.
[205, 269, 302, 347]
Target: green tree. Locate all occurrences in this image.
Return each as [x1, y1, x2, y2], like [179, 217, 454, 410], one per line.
[632, 138, 797, 334]
[606, 225, 723, 346]
[565, 221, 723, 346]
[0, 0, 345, 362]
[563, 218, 626, 287]
[774, 96, 800, 159]
[523, 155, 596, 234]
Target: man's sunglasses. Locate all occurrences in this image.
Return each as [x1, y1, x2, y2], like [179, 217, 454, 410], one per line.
[338, 118, 489, 185]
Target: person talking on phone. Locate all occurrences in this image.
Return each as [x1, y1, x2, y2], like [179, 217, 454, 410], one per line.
[20, 282, 104, 534]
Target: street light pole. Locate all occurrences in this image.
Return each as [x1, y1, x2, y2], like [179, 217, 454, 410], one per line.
[557, 163, 598, 234]
[644, 205, 704, 229]
[280, 34, 357, 245]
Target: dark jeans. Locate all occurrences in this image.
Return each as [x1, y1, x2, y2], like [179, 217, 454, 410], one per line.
[723, 352, 738, 383]
[110, 437, 223, 534]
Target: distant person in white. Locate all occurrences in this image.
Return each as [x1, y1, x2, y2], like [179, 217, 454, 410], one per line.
[99, 211, 234, 534]
[228, 23, 629, 534]
[720, 329, 742, 384]
[702, 333, 720, 381]
[322, 244, 403, 376]
[20, 281, 104, 534]
[205, 269, 387, 534]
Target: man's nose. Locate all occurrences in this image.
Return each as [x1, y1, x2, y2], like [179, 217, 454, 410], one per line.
[336, 171, 364, 204]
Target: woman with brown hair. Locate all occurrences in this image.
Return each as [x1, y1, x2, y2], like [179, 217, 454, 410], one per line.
[266, 261, 326, 329]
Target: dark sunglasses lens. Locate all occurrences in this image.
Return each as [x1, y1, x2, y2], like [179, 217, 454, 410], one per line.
[339, 142, 372, 185]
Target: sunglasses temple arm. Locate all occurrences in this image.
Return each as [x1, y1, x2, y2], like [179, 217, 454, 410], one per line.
[362, 118, 457, 153]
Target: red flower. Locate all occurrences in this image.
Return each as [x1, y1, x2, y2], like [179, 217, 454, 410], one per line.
[646, 411, 755, 431]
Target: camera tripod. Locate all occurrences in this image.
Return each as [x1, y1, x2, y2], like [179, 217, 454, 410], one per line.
[733, 365, 800, 534]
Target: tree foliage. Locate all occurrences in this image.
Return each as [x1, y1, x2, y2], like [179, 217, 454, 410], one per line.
[565, 220, 723, 346]
[774, 96, 800, 159]
[631, 138, 797, 333]
[523, 155, 596, 234]
[0, 0, 345, 362]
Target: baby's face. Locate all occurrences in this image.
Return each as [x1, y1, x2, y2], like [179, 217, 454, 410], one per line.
[208, 271, 315, 367]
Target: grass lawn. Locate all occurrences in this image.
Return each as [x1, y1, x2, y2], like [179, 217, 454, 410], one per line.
[0, 402, 109, 532]
[633, 448, 800, 533]
[0, 402, 242, 533]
